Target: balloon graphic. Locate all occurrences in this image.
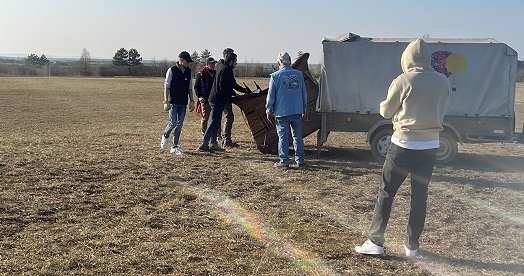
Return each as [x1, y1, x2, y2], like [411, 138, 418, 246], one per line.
[431, 51, 452, 77]
[446, 53, 467, 74]
[431, 51, 467, 78]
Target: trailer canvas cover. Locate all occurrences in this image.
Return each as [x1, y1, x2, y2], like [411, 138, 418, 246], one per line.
[318, 33, 518, 118]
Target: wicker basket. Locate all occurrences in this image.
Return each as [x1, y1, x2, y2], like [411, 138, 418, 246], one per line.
[231, 53, 321, 154]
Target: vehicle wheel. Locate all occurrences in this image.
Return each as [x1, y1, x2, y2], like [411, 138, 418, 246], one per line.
[370, 129, 393, 162]
[437, 132, 458, 165]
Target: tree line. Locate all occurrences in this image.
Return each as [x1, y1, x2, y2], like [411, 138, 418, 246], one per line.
[2, 47, 521, 81]
[0, 47, 282, 78]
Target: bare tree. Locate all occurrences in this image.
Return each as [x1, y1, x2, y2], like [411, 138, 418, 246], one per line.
[80, 48, 91, 77]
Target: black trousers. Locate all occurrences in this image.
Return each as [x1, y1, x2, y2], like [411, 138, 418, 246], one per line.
[369, 143, 437, 250]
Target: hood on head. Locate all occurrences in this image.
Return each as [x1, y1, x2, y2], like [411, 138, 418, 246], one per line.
[401, 38, 432, 73]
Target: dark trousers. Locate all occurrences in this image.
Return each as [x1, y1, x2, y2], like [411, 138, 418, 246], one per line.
[369, 143, 437, 250]
[221, 102, 234, 142]
[202, 102, 225, 146]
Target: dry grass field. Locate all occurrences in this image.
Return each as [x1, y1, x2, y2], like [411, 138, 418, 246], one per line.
[1, 77, 523, 275]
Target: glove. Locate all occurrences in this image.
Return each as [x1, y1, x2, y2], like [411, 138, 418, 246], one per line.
[163, 101, 170, 112]
[188, 101, 195, 112]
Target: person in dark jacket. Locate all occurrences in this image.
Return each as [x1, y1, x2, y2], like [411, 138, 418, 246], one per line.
[160, 51, 194, 155]
[216, 48, 250, 148]
[198, 52, 239, 152]
[194, 57, 217, 136]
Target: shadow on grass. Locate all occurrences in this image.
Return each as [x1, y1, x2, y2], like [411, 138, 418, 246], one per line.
[310, 146, 524, 174]
[432, 174, 524, 192]
[308, 146, 382, 171]
[309, 146, 375, 161]
[419, 250, 524, 274]
[447, 153, 524, 173]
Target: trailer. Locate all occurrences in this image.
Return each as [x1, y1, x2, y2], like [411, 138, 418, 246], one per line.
[317, 33, 523, 164]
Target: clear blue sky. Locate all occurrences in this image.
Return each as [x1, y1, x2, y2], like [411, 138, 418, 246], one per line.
[1, 0, 523, 63]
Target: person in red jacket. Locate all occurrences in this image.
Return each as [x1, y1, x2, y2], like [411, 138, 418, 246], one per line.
[194, 57, 217, 136]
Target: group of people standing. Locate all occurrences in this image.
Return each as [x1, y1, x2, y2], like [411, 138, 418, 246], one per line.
[160, 39, 451, 258]
[160, 48, 246, 154]
[159, 48, 308, 169]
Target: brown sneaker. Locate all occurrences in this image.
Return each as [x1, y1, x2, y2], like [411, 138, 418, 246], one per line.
[297, 162, 308, 169]
[273, 162, 289, 170]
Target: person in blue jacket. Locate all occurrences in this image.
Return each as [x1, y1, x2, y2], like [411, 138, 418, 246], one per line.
[265, 52, 307, 169]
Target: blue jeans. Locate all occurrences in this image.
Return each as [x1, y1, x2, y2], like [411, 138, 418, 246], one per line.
[369, 143, 437, 250]
[163, 103, 187, 148]
[275, 114, 305, 165]
[202, 101, 224, 146]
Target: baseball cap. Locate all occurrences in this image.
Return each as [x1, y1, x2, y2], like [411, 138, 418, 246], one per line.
[277, 52, 291, 65]
[178, 51, 193, 62]
[206, 57, 216, 65]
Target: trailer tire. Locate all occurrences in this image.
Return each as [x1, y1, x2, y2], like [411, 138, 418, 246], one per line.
[370, 129, 393, 162]
[371, 129, 458, 165]
[437, 132, 458, 165]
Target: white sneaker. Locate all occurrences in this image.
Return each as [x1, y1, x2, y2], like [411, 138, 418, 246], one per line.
[404, 245, 417, 257]
[170, 147, 184, 155]
[355, 240, 384, 255]
[160, 135, 169, 150]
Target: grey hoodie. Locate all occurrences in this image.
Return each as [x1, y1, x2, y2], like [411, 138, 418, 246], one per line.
[380, 38, 450, 141]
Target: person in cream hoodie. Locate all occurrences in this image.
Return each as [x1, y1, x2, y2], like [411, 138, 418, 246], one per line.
[356, 38, 450, 257]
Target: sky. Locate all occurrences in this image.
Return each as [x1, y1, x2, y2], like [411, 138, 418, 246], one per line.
[1, 0, 523, 63]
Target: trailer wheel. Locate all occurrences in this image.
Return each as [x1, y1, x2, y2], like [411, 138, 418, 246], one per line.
[370, 129, 393, 162]
[437, 132, 458, 165]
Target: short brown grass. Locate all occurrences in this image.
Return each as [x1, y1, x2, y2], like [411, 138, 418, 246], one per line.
[1, 77, 523, 275]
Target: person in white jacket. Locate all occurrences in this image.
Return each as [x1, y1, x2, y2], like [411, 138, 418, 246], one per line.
[356, 38, 450, 257]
